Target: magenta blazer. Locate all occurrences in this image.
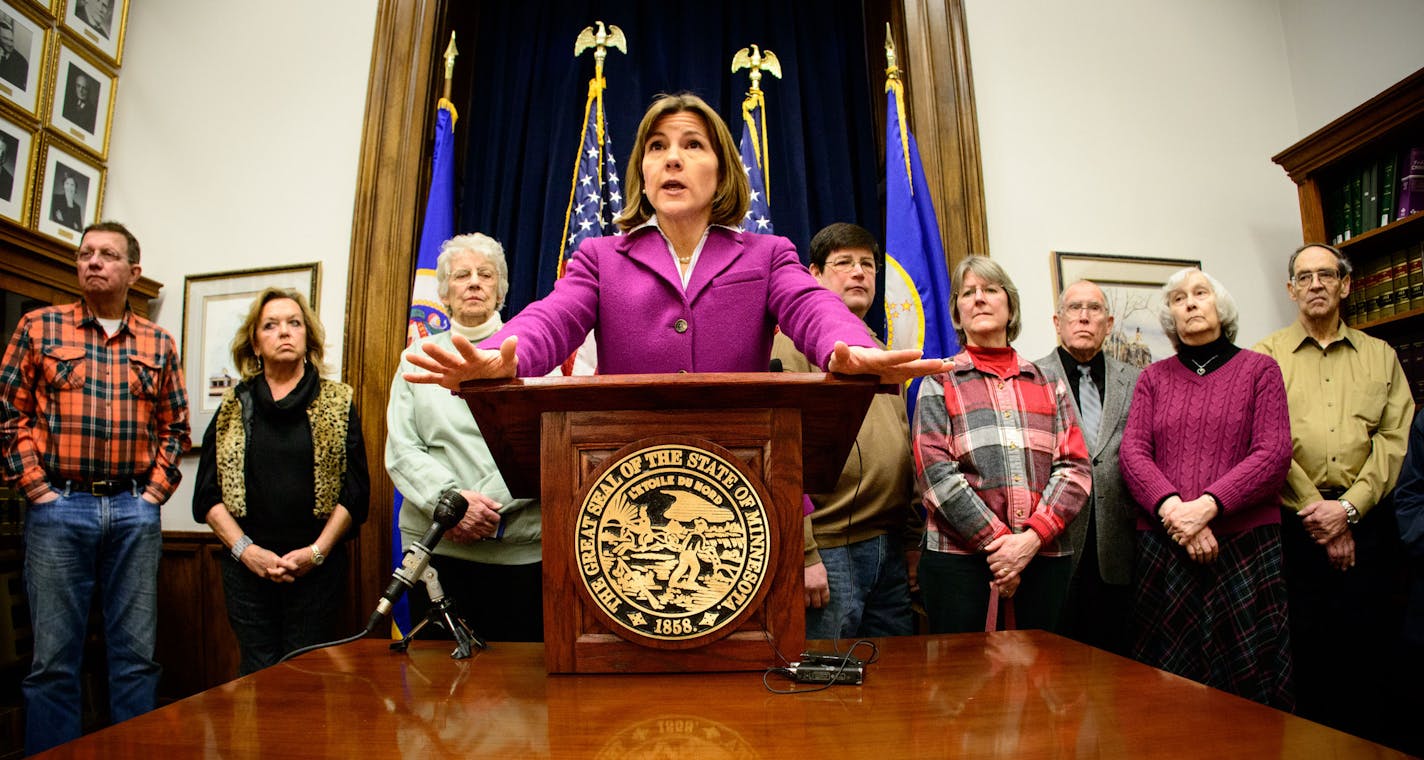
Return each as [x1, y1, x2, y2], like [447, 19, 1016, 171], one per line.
[479, 226, 877, 376]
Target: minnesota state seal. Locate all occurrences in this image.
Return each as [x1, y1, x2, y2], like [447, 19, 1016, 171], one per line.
[575, 442, 772, 645]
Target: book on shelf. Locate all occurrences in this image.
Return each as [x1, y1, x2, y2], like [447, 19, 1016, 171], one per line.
[1410, 241, 1424, 310]
[1400, 146, 1424, 220]
[1351, 171, 1364, 239]
[1365, 260, 1390, 321]
[1391, 247, 1410, 315]
[1401, 175, 1424, 220]
[1362, 161, 1379, 234]
[1380, 151, 1398, 228]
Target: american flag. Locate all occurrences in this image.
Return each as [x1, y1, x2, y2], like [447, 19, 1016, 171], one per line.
[739, 100, 774, 234]
[556, 83, 623, 374]
[559, 95, 623, 275]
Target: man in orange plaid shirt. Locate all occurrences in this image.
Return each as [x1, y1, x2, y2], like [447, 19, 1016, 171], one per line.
[0, 221, 189, 754]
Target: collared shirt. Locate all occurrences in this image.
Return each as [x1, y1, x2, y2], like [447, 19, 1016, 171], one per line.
[0, 301, 190, 503]
[912, 350, 1092, 556]
[630, 214, 741, 288]
[1254, 319, 1414, 515]
[1055, 346, 1105, 407]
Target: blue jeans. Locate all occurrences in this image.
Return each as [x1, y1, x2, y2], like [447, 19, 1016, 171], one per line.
[23, 486, 162, 754]
[806, 534, 914, 641]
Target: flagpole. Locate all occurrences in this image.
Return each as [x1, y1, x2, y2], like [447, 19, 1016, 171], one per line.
[559, 21, 626, 278]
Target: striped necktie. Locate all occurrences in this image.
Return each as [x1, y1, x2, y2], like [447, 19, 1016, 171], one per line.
[1077, 364, 1101, 451]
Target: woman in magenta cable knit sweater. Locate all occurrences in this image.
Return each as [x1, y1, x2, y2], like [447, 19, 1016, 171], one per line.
[1119, 267, 1294, 709]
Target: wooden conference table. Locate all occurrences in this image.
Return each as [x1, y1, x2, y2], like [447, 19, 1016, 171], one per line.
[41, 631, 1405, 758]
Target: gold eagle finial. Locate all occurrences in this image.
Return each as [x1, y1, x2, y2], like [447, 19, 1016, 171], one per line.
[574, 21, 627, 80]
[731, 44, 782, 94]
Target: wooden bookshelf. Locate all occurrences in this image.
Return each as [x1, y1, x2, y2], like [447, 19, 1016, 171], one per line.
[1273, 67, 1424, 403]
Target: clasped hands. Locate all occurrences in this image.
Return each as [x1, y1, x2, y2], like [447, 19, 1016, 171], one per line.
[985, 531, 1042, 598]
[240, 545, 310, 583]
[1299, 499, 1355, 571]
[403, 335, 951, 390]
[1159, 495, 1219, 564]
[445, 490, 503, 544]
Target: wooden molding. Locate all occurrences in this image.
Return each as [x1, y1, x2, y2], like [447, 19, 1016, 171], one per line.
[342, 0, 444, 633]
[894, 0, 989, 264]
[1272, 66, 1424, 184]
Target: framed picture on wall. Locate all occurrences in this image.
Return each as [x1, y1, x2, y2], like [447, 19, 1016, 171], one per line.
[181, 263, 323, 440]
[0, 111, 34, 223]
[0, 1, 48, 118]
[34, 136, 102, 243]
[60, 0, 125, 66]
[1051, 251, 1202, 368]
[47, 40, 111, 157]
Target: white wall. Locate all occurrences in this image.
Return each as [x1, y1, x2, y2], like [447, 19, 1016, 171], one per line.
[104, 0, 378, 529]
[1279, 0, 1424, 134]
[963, 0, 1307, 361]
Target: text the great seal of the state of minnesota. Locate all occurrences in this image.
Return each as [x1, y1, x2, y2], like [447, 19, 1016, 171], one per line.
[576, 443, 770, 642]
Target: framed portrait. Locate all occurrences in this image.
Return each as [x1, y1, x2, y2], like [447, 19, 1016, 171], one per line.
[1052, 252, 1202, 368]
[47, 39, 111, 157]
[34, 136, 101, 243]
[181, 263, 322, 438]
[60, 0, 124, 66]
[0, 111, 34, 223]
[0, 1, 48, 117]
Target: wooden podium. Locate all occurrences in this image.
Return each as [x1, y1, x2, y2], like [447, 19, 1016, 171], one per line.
[458, 372, 877, 674]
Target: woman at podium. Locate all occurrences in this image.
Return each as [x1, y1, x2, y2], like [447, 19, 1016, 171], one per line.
[402, 93, 944, 387]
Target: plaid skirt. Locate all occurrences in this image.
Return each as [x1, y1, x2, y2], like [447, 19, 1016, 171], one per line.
[1133, 525, 1294, 710]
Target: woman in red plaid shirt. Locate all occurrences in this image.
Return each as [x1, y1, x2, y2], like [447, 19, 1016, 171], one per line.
[912, 256, 1092, 632]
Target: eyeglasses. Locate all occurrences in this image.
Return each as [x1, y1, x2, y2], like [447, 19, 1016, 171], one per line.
[1060, 301, 1106, 317]
[75, 248, 127, 264]
[1291, 269, 1341, 288]
[824, 257, 877, 275]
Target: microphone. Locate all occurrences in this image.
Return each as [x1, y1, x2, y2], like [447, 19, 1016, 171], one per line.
[769, 358, 784, 373]
[365, 489, 469, 634]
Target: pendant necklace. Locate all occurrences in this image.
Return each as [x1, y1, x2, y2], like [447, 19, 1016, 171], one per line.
[1189, 355, 1218, 376]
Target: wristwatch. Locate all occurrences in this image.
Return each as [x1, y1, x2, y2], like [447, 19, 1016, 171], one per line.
[310, 543, 326, 566]
[1339, 499, 1360, 525]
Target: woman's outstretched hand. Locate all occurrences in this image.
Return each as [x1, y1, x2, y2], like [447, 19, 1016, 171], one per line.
[826, 342, 951, 385]
[403, 335, 519, 391]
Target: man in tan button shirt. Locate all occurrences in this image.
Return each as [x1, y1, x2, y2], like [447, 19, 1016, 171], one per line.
[1255, 242, 1414, 745]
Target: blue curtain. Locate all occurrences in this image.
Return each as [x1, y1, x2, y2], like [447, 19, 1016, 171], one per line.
[454, 0, 885, 333]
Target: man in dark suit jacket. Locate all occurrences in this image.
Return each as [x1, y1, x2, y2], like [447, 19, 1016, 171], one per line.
[62, 70, 98, 134]
[0, 24, 29, 89]
[1035, 280, 1140, 655]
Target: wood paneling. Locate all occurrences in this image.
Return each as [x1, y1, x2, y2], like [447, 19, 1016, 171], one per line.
[154, 532, 238, 702]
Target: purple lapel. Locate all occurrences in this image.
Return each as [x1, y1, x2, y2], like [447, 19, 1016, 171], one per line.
[683, 227, 744, 305]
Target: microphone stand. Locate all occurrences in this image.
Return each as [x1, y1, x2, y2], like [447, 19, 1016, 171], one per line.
[390, 565, 487, 660]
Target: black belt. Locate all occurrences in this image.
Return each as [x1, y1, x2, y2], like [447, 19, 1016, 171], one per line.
[68, 479, 139, 497]
[1318, 487, 1346, 500]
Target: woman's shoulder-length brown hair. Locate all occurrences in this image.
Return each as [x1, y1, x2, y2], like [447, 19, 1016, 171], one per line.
[230, 287, 328, 381]
[614, 92, 750, 232]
